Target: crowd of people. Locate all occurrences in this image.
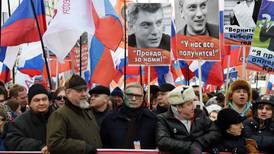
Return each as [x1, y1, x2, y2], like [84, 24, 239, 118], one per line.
[0, 74, 273, 154]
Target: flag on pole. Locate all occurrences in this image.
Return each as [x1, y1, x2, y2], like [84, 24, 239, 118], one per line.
[189, 61, 224, 86]
[17, 42, 45, 77]
[1, 0, 46, 46]
[0, 62, 11, 82]
[43, 0, 94, 62]
[92, 0, 123, 50]
[89, 36, 115, 87]
[267, 75, 274, 94]
[0, 46, 20, 69]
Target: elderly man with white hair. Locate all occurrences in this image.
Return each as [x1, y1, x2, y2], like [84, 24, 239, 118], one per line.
[156, 86, 221, 154]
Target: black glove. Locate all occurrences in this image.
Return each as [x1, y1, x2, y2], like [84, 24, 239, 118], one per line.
[85, 144, 97, 154]
[189, 142, 203, 154]
[209, 148, 219, 154]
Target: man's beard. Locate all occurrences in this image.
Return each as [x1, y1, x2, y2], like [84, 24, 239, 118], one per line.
[79, 98, 90, 109]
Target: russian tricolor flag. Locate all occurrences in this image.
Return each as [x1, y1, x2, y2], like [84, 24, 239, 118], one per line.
[17, 43, 45, 77]
[1, 0, 46, 46]
[92, 0, 123, 51]
[0, 62, 11, 82]
[0, 46, 20, 69]
[267, 75, 274, 94]
[90, 36, 115, 87]
[89, 0, 123, 86]
[189, 61, 224, 86]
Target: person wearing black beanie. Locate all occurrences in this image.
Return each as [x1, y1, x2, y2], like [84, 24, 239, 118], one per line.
[4, 84, 53, 153]
[110, 87, 124, 111]
[212, 108, 249, 154]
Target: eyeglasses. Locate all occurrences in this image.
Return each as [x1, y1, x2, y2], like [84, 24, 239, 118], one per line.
[56, 96, 66, 101]
[126, 93, 143, 100]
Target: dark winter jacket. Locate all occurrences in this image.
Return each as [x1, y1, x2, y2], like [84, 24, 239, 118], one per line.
[213, 132, 247, 154]
[4, 108, 53, 151]
[47, 99, 102, 154]
[100, 105, 157, 149]
[244, 117, 274, 153]
[156, 109, 221, 154]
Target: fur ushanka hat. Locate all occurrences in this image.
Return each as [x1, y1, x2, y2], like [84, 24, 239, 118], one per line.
[226, 80, 252, 102]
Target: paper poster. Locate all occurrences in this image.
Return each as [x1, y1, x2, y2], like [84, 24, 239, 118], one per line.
[127, 3, 171, 66]
[175, 0, 220, 61]
[224, 0, 262, 46]
[247, 0, 274, 74]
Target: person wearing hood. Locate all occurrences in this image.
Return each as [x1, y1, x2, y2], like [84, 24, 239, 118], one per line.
[100, 83, 157, 149]
[110, 87, 124, 112]
[243, 95, 274, 154]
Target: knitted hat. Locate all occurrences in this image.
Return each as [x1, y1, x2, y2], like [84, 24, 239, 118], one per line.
[226, 80, 252, 102]
[28, 84, 49, 103]
[159, 83, 175, 92]
[89, 85, 110, 96]
[65, 74, 87, 90]
[216, 108, 246, 130]
[111, 87, 123, 98]
[168, 86, 196, 105]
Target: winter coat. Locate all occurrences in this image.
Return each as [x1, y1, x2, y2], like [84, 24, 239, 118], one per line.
[4, 108, 53, 151]
[100, 106, 157, 149]
[47, 99, 102, 154]
[212, 132, 248, 154]
[156, 109, 221, 154]
[243, 117, 274, 153]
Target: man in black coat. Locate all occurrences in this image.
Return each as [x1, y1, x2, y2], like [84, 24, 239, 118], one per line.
[4, 84, 53, 153]
[100, 83, 157, 149]
[156, 86, 221, 154]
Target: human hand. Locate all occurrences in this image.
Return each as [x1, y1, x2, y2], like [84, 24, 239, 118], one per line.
[41, 146, 50, 154]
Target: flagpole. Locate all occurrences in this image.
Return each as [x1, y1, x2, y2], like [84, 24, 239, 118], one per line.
[198, 60, 203, 108]
[140, 66, 143, 86]
[123, 0, 127, 90]
[147, 66, 151, 109]
[265, 74, 270, 94]
[242, 46, 246, 80]
[176, 60, 185, 84]
[79, 36, 82, 77]
[256, 72, 259, 89]
[7, 0, 16, 84]
[225, 54, 231, 93]
[29, 0, 52, 90]
[1, 1, 8, 83]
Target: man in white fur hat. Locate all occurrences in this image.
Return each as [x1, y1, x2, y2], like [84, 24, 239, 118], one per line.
[156, 86, 221, 154]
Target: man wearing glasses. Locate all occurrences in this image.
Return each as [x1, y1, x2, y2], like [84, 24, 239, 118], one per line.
[47, 75, 102, 154]
[100, 83, 157, 149]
